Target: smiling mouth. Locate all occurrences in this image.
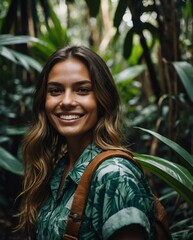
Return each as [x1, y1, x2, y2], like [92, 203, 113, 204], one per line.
[58, 114, 82, 120]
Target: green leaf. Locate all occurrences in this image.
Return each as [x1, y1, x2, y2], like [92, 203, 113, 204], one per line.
[49, 7, 63, 34]
[135, 127, 193, 175]
[1, 47, 42, 72]
[85, 0, 101, 17]
[134, 153, 193, 207]
[47, 8, 69, 47]
[0, 147, 23, 175]
[14, 51, 42, 72]
[113, 0, 127, 28]
[0, 34, 44, 46]
[172, 61, 193, 102]
[115, 64, 146, 83]
[0, 46, 17, 63]
[128, 43, 143, 65]
[123, 28, 134, 59]
[0, 126, 26, 135]
[170, 217, 193, 229]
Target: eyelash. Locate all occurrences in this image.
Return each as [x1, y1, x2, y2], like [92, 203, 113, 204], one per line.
[48, 88, 62, 95]
[47, 87, 92, 96]
[77, 87, 91, 94]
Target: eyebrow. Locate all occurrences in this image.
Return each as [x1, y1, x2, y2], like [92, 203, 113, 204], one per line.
[47, 80, 92, 86]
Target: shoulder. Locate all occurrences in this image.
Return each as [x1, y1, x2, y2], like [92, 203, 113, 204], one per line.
[93, 155, 144, 184]
[82, 154, 155, 240]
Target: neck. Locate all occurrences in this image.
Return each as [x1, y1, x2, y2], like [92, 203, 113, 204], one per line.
[66, 135, 93, 167]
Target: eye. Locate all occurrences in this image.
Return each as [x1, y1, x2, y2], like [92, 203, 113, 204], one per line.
[77, 87, 92, 95]
[48, 87, 62, 96]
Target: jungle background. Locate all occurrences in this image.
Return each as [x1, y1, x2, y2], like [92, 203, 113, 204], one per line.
[0, 0, 193, 239]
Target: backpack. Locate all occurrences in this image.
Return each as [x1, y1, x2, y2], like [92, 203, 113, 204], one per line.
[63, 150, 172, 240]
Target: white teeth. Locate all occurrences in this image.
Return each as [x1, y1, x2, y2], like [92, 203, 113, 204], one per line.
[59, 115, 80, 120]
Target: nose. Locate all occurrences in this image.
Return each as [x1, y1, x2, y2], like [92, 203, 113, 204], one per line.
[60, 89, 77, 108]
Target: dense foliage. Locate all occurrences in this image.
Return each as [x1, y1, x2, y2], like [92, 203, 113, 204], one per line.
[0, 0, 192, 239]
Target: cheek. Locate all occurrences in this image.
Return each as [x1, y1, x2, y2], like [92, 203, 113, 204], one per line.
[45, 96, 56, 110]
[88, 99, 99, 123]
[84, 97, 98, 113]
[45, 97, 56, 118]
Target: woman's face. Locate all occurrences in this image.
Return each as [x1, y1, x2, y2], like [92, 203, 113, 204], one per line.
[45, 58, 98, 145]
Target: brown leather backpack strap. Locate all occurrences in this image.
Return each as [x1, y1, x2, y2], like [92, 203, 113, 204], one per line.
[153, 195, 172, 240]
[63, 150, 134, 239]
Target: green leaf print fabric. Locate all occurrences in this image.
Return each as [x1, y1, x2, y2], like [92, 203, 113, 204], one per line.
[36, 143, 154, 240]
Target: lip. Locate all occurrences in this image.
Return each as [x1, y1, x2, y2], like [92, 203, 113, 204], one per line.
[56, 113, 84, 121]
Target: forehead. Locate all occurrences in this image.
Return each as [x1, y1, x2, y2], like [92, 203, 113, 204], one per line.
[51, 58, 88, 73]
[47, 58, 91, 84]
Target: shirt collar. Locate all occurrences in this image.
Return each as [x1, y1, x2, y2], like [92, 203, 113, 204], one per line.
[68, 142, 102, 184]
[50, 142, 102, 198]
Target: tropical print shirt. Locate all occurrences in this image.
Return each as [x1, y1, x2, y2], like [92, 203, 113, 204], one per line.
[36, 143, 154, 240]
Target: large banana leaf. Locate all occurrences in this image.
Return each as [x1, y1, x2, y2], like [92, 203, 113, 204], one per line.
[135, 127, 193, 175]
[172, 61, 193, 103]
[0, 46, 42, 72]
[0, 34, 43, 71]
[0, 34, 42, 46]
[0, 147, 23, 175]
[134, 153, 193, 207]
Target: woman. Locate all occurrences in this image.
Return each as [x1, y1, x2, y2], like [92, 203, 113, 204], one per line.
[18, 46, 154, 239]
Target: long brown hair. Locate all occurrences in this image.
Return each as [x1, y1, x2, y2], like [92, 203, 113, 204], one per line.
[18, 46, 127, 237]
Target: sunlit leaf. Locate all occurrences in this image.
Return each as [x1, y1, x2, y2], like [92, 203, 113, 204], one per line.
[128, 43, 143, 65]
[115, 65, 146, 83]
[0, 46, 17, 62]
[13, 51, 42, 72]
[134, 153, 193, 207]
[0, 34, 44, 46]
[172, 61, 193, 102]
[1, 47, 42, 72]
[135, 127, 193, 175]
